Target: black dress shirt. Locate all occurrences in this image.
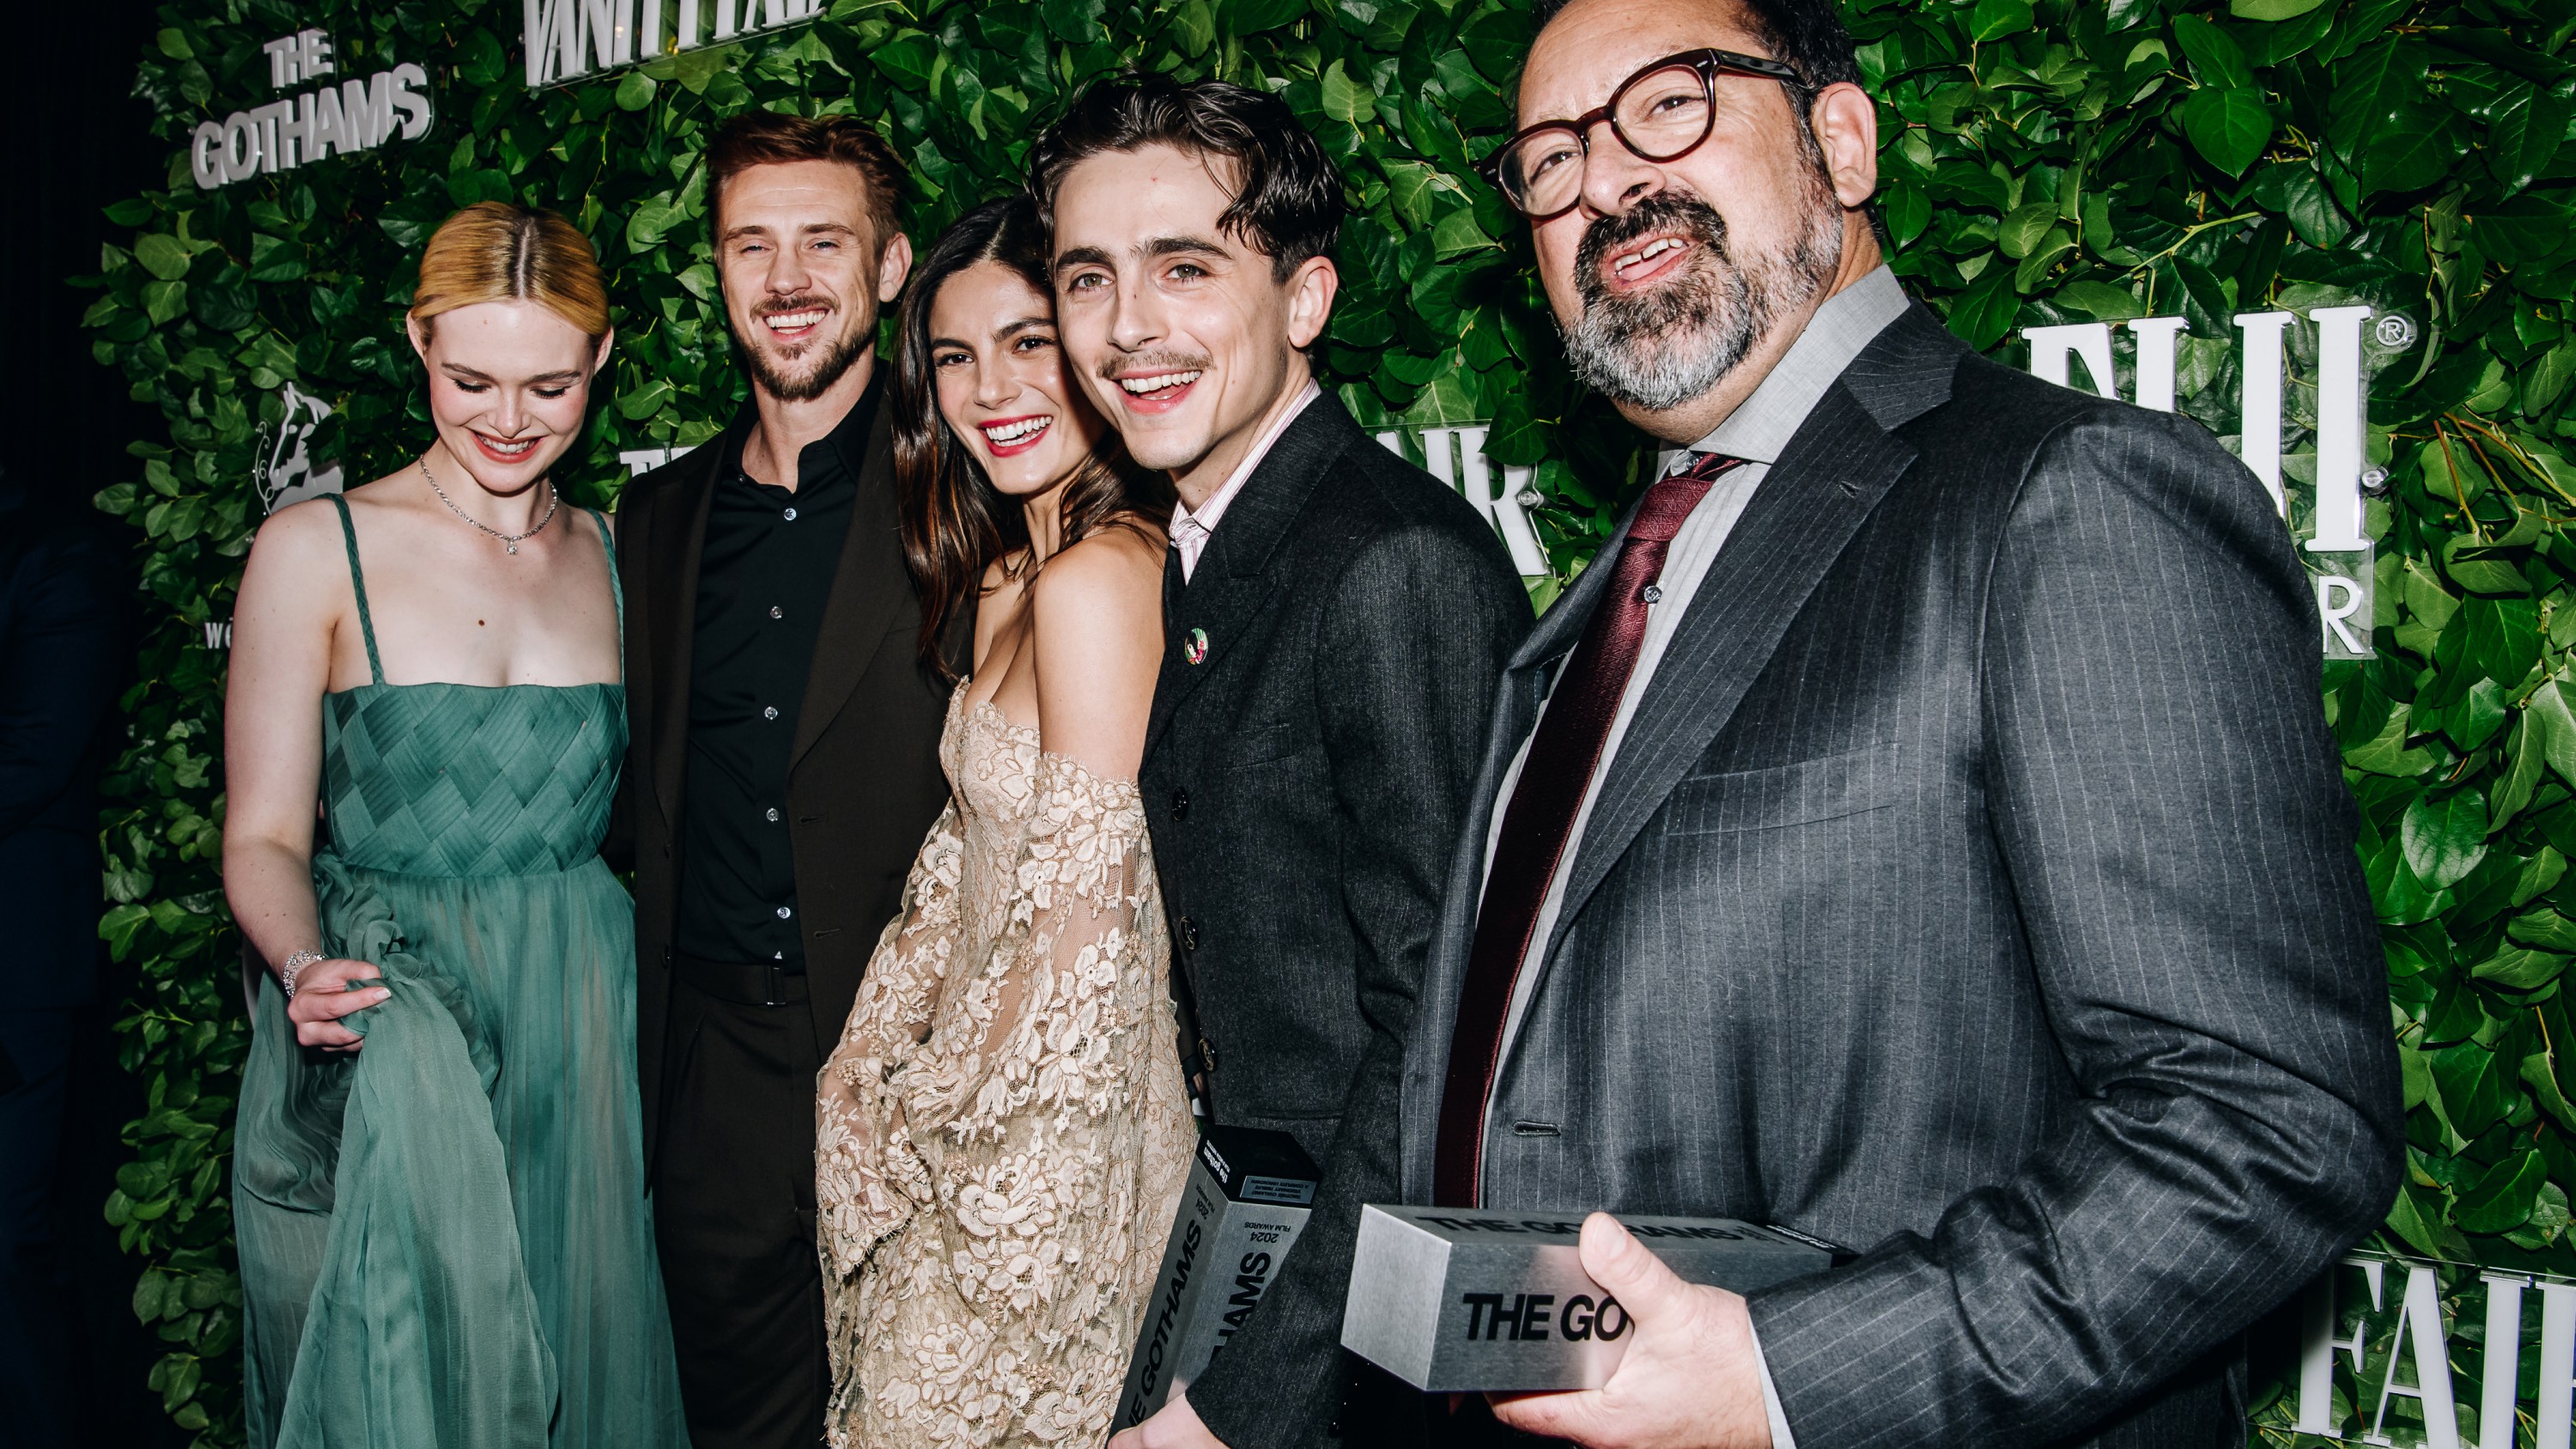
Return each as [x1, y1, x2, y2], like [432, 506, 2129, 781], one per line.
[675, 379, 882, 970]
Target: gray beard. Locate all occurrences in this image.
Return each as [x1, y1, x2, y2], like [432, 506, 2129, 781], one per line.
[1561, 186, 1844, 415]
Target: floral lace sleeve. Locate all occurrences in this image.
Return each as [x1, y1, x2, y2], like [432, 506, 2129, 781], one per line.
[817, 739, 1191, 1447]
[816, 799, 963, 1282]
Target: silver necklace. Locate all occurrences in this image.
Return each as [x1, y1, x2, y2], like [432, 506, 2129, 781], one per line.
[420, 455, 556, 555]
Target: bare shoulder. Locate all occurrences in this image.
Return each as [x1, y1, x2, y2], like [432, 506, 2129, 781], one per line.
[1030, 528, 1164, 673]
[246, 492, 354, 572]
[1031, 526, 1163, 606]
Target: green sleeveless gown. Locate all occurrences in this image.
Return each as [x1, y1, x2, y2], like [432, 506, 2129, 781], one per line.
[234, 496, 688, 1449]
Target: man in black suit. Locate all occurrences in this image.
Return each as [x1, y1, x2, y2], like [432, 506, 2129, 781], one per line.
[0, 472, 125, 1449]
[1033, 75, 1533, 1449]
[1400, 1, 2403, 1446]
[612, 113, 955, 1449]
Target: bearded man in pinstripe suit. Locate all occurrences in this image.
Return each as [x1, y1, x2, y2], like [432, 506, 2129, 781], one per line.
[1399, 0, 2404, 1445]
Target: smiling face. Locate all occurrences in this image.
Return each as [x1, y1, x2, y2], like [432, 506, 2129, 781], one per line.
[1049, 143, 1336, 494]
[716, 158, 912, 404]
[1520, 0, 1863, 432]
[406, 298, 608, 495]
[927, 261, 1113, 500]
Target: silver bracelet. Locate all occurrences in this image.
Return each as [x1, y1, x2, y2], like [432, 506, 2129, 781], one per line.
[279, 949, 325, 999]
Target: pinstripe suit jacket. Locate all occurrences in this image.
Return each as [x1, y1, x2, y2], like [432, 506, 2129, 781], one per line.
[1396, 303, 2403, 1447]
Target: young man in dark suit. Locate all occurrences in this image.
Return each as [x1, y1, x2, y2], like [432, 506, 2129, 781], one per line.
[1402, 1, 2403, 1446]
[611, 113, 956, 1449]
[1033, 75, 1533, 1449]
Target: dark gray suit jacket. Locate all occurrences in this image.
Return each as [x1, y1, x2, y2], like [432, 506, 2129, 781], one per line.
[1145, 394, 1531, 1449]
[1397, 305, 2403, 1447]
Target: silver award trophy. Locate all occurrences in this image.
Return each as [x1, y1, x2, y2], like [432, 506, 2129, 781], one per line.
[1340, 1205, 1844, 1392]
[1114, 1126, 1322, 1429]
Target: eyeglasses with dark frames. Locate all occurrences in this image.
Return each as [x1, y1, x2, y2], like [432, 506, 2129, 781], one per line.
[1479, 48, 1807, 219]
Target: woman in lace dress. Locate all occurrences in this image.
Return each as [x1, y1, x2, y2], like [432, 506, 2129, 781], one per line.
[816, 196, 1190, 1447]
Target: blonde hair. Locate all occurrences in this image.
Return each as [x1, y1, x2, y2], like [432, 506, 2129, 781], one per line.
[409, 202, 611, 343]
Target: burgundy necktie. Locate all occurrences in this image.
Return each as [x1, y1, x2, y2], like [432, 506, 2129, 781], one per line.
[1432, 451, 1746, 1208]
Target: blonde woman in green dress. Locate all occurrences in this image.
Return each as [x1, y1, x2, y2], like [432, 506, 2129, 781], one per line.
[222, 202, 687, 1449]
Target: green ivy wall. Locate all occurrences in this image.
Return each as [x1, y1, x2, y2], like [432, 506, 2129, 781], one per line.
[86, 0, 2576, 1441]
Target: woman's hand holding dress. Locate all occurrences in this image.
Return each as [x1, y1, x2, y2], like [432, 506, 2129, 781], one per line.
[283, 958, 391, 1051]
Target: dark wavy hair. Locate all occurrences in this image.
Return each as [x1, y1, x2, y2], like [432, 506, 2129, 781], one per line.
[1028, 72, 1344, 281]
[894, 196, 1170, 678]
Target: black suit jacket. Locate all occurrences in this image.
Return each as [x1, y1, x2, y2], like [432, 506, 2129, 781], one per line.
[0, 483, 124, 1011]
[1144, 395, 1531, 1449]
[612, 398, 958, 1168]
[1398, 305, 2404, 1446]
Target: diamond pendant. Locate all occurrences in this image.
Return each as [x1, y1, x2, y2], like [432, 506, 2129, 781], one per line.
[506, 541, 519, 555]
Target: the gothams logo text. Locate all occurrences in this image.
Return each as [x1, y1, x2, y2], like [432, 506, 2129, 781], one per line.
[1458, 1291, 1628, 1342]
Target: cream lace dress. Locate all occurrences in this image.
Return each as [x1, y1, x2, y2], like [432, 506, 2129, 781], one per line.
[817, 685, 1193, 1447]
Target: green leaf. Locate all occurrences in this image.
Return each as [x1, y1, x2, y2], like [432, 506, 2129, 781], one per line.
[627, 195, 685, 253]
[2052, 281, 2142, 320]
[615, 71, 658, 112]
[2179, 87, 2273, 177]
[2433, 1039, 2517, 1137]
[2361, 103, 2464, 198]
[1042, 0, 1108, 43]
[2404, 789, 2490, 889]
[2532, 680, 2576, 785]
[1383, 161, 1442, 228]
[2458, 1148, 2550, 1233]
[2472, 196, 2574, 266]
[1969, 0, 2034, 40]
[1171, 0, 1216, 55]
[617, 377, 675, 421]
[869, 29, 939, 88]
[1225, 0, 1309, 32]
[155, 27, 191, 59]
[1946, 270, 2020, 351]
[2230, 0, 2327, 16]
[1997, 200, 2058, 259]
[131, 234, 191, 282]
[1430, 207, 1493, 259]
[2463, 596, 2542, 687]
[1883, 184, 1930, 247]
[2170, 15, 2254, 88]
[2472, 946, 2569, 990]
[142, 280, 186, 326]
[2489, 85, 2573, 198]
[1320, 60, 1370, 125]
[2497, 715, 2549, 830]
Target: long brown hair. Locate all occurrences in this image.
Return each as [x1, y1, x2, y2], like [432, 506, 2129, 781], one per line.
[894, 196, 1170, 677]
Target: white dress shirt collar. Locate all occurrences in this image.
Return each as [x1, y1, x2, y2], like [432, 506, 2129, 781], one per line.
[1686, 265, 1910, 468]
[1170, 380, 1323, 581]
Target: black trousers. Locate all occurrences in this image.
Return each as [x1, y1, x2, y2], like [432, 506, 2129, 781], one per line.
[653, 960, 828, 1449]
[0, 1008, 76, 1449]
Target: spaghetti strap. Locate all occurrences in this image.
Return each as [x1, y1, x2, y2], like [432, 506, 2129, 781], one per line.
[586, 508, 623, 649]
[326, 493, 386, 686]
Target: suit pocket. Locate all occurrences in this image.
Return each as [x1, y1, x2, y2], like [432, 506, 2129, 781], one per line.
[1662, 743, 1907, 835]
[1231, 721, 1306, 766]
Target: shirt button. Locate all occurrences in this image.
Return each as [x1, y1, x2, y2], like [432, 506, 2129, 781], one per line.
[766, 807, 781, 822]
[775, 905, 793, 919]
[769, 606, 783, 619]
[783, 507, 799, 521]
[763, 705, 780, 721]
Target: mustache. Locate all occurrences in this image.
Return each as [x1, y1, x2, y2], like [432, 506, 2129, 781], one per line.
[752, 293, 836, 320]
[1098, 350, 1213, 381]
[1573, 192, 1730, 297]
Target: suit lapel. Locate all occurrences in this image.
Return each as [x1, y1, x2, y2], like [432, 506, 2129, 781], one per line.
[646, 443, 722, 821]
[1141, 398, 1357, 760]
[1543, 306, 1965, 959]
[792, 399, 909, 766]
